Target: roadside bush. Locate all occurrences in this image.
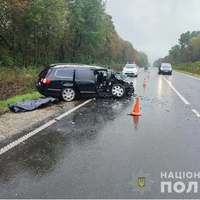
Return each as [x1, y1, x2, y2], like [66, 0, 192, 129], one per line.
[0, 66, 43, 100]
[174, 61, 200, 74]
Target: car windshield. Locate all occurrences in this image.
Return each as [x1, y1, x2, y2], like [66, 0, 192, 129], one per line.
[162, 65, 171, 68]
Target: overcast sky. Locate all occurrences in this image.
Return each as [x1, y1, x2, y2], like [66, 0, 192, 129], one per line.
[106, 0, 200, 64]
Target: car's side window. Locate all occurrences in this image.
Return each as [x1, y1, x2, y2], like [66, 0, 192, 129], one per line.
[75, 69, 94, 81]
[55, 69, 74, 79]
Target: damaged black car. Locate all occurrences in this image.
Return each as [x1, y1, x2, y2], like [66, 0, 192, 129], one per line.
[36, 63, 134, 101]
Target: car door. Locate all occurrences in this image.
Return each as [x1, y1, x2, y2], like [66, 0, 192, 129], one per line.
[75, 69, 97, 94]
[51, 68, 74, 89]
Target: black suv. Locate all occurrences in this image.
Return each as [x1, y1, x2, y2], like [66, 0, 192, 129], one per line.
[36, 63, 134, 101]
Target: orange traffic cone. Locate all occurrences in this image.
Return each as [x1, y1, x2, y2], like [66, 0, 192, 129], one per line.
[130, 97, 142, 116]
[142, 78, 147, 87]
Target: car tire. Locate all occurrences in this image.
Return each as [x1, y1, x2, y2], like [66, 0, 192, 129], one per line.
[61, 88, 76, 102]
[111, 84, 125, 98]
[135, 74, 138, 77]
[158, 72, 161, 75]
[170, 72, 172, 75]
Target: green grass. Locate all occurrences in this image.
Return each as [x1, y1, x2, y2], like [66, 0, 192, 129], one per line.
[0, 92, 43, 113]
[174, 61, 200, 75]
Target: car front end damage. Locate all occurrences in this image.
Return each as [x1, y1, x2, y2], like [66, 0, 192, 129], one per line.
[108, 72, 134, 97]
[96, 71, 134, 98]
[123, 81, 135, 96]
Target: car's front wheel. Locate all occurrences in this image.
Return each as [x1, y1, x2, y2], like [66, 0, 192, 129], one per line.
[111, 84, 125, 98]
[61, 88, 76, 101]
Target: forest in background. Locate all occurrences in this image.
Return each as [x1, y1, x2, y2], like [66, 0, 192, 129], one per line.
[0, 0, 149, 102]
[0, 0, 148, 68]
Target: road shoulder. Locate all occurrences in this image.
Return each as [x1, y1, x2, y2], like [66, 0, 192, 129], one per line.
[0, 100, 85, 146]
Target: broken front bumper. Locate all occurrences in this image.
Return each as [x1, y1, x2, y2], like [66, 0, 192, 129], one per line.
[125, 82, 135, 96]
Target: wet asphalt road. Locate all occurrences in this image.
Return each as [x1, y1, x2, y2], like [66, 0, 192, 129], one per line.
[0, 68, 200, 199]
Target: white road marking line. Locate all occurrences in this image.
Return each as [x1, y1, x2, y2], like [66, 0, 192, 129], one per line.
[192, 109, 200, 117]
[0, 99, 93, 156]
[175, 71, 200, 81]
[55, 99, 92, 121]
[161, 75, 190, 105]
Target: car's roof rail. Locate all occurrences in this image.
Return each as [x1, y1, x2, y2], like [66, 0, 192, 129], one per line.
[49, 63, 106, 70]
[49, 63, 85, 67]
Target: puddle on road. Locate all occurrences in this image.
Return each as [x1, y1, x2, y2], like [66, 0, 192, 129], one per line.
[0, 97, 134, 185]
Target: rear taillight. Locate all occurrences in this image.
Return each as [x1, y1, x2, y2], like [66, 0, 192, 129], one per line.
[41, 77, 51, 84]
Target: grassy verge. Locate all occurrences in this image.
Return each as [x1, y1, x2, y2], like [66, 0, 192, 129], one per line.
[0, 92, 43, 113]
[174, 61, 200, 75]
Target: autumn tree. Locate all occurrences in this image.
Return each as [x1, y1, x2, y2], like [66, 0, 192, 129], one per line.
[188, 35, 200, 62]
[154, 31, 200, 65]
[0, 0, 148, 67]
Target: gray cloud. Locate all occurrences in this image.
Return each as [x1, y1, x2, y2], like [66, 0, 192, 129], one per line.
[106, 0, 200, 64]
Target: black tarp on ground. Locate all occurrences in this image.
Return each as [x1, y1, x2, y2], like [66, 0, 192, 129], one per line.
[8, 97, 60, 113]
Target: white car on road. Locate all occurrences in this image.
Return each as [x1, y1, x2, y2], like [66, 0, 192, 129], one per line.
[122, 63, 138, 77]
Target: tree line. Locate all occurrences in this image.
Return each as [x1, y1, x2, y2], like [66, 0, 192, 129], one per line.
[153, 31, 200, 67]
[0, 0, 148, 68]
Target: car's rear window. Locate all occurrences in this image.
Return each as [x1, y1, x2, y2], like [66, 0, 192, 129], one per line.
[38, 67, 51, 78]
[55, 69, 74, 79]
[162, 65, 171, 68]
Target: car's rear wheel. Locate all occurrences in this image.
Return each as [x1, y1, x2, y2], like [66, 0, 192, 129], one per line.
[61, 88, 76, 101]
[111, 84, 125, 98]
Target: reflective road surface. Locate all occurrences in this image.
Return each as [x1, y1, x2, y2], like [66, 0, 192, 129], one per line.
[0, 68, 200, 199]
